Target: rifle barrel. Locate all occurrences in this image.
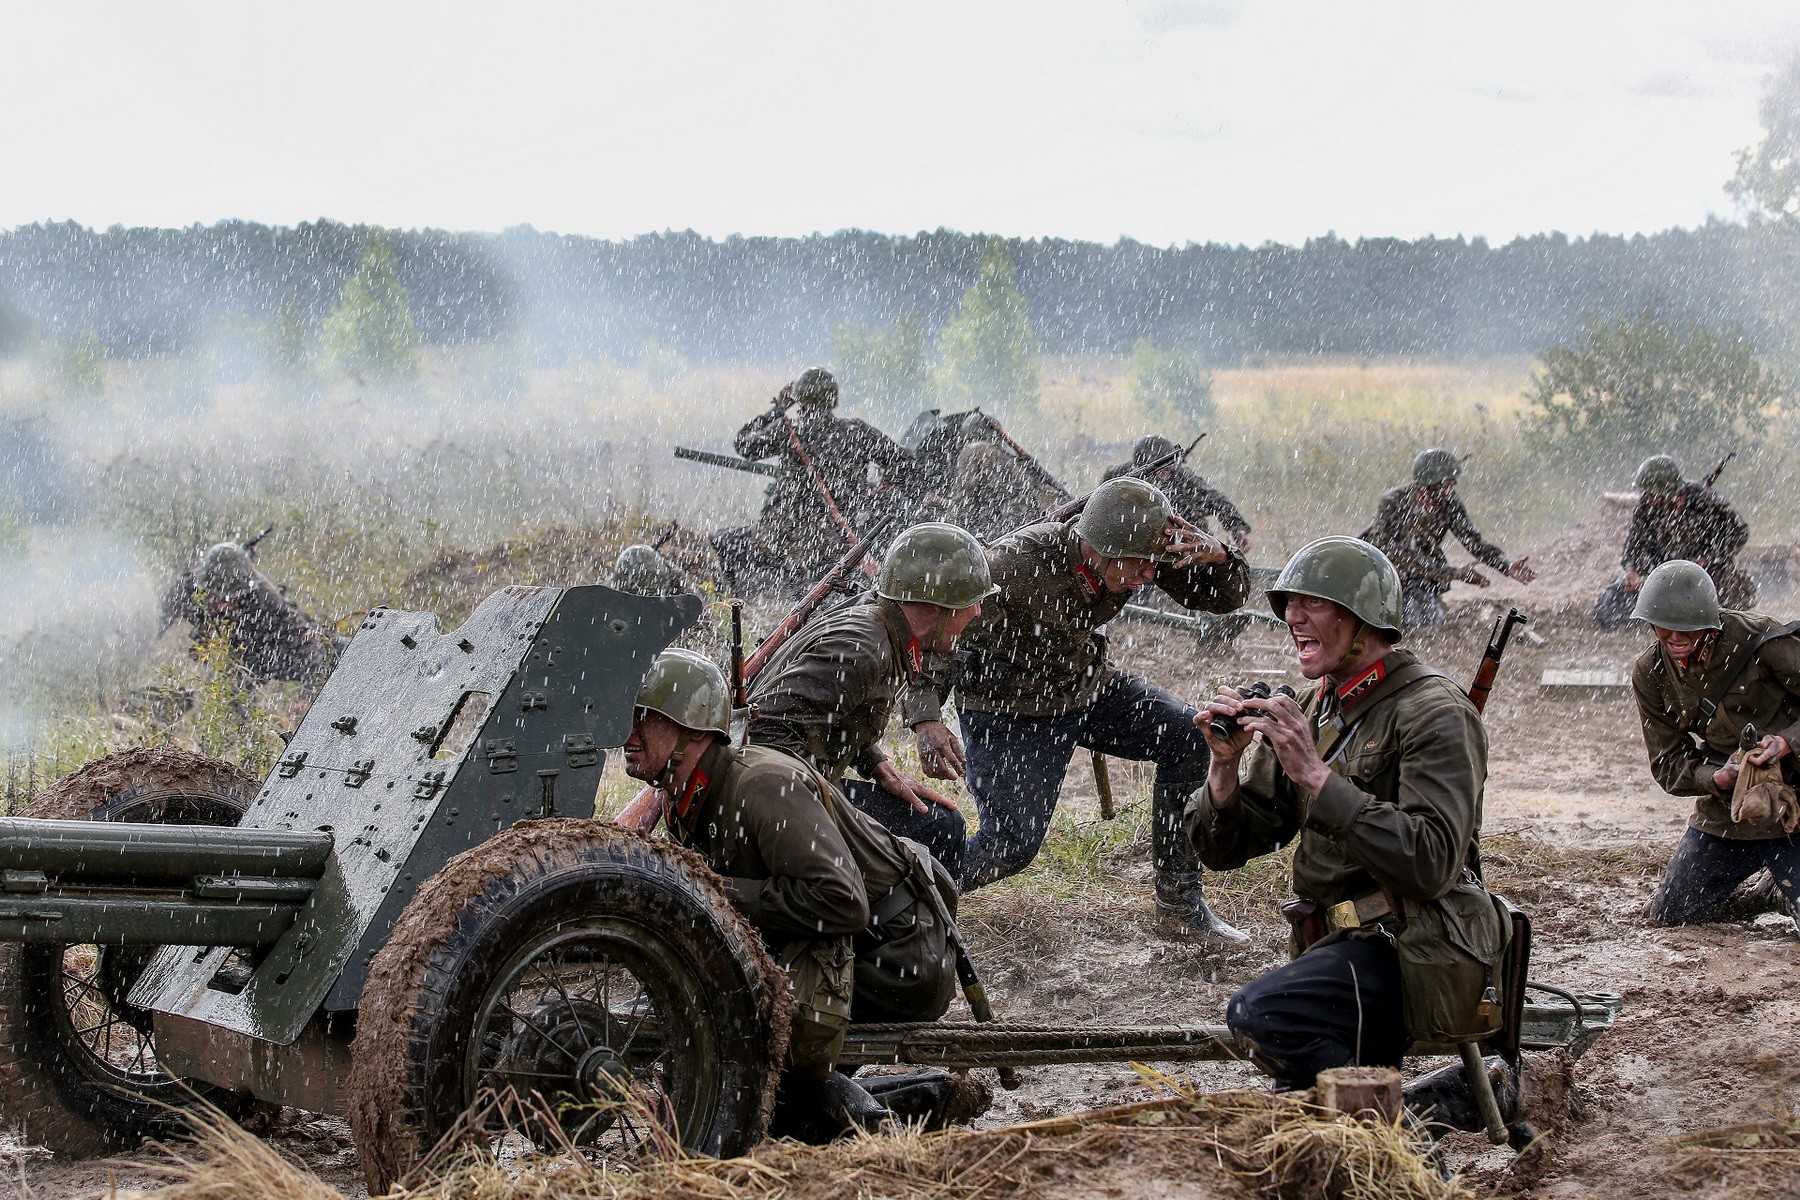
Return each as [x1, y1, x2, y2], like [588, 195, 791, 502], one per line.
[741, 511, 898, 682]
[673, 446, 780, 478]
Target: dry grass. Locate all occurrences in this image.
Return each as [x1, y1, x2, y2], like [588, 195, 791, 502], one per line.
[1664, 1113, 1800, 1197]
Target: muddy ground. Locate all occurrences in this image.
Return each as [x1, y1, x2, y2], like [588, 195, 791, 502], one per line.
[8, 506, 1800, 1198]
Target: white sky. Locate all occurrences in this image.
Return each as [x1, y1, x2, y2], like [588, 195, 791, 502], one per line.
[2, 1, 1796, 246]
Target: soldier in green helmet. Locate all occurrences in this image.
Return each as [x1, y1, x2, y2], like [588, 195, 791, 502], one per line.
[610, 543, 689, 597]
[161, 539, 340, 684]
[714, 368, 923, 597]
[1593, 455, 1755, 630]
[625, 649, 970, 1136]
[1103, 434, 1253, 554]
[907, 476, 1253, 942]
[1190, 537, 1507, 1088]
[1627, 561, 1800, 934]
[747, 522, 995, 875]
[1362, 448, 1534, 632]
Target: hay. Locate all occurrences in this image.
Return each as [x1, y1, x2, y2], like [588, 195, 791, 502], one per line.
[1664, 1114, 1800, 1196]
[120, 1085, 1470, 1200]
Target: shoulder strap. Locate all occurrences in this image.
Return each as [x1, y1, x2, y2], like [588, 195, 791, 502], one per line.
[1685, 620, 1800, 735]
[1316, 662, 1449, 763]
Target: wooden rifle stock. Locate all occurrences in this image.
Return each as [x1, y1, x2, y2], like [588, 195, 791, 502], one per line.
[972, 408, 1073, 501]
[741, 510, 899, 683]
[1468, 607, 1527, 715]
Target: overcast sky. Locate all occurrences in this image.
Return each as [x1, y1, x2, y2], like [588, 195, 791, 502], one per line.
[2, 2, 1796, 246]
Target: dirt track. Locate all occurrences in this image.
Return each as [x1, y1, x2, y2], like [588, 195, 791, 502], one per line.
[7, 509, 1800, 1198]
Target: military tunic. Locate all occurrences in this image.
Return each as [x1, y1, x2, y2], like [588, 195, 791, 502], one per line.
[1102, 460, 1251, 541]
[734, 407, 918, 567]
[950, 442, 1062, 542]
[1363, 485, 1511, 597]
[1622, 483, 1753, 605]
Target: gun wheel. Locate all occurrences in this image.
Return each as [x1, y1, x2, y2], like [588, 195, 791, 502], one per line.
[0, 747, 260, 1156]
[349, 819, 791, 1195]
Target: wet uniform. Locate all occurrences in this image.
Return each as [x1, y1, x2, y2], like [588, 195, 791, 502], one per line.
[1362, 485, 1513, 632]
[949, 442, 1062, 542]
[908, 519, 1250, 890]
[747, 595, 968, 876]
[1632, 610, 1800, 924]
[1596, 484, 1755, 628]
[1189, 651, 1505, 1087]
[1102, 459, 1251, 544]
[161, 546, 338, 684]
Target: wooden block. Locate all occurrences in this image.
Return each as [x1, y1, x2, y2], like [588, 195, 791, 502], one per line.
[1316, 1065, 1402, 1122]
[1539, 668, 1632, 696]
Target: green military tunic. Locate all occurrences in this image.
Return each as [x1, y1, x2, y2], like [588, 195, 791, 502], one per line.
[1622, 483, 1754, 608]
[1363, 485, 1511, 597]
[1102, 459, 1251, 541]
[734, 406, 918, 566]
[662, 740, 869, 1075]
[913, 519, 1251, 720]
[1632, 610, 1800, 840]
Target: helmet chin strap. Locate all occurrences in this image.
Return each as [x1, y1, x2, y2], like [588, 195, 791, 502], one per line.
[652, 729, 697, 792]
[1328, 622, 1369, 680]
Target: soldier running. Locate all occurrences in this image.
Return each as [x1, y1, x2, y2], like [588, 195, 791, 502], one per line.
[1627, 561, 1800, 935]
[1103, 434, 1253, 554]
[1363, 448, 1534, 632]
[712, 368, 919, 596]
[747, 523, 993, 877]
[1191, 537, 1508, 1088]
[905, 476, 1253, 942]
[1594, 455, 1756, 630]
[624, 649, 967, 1135]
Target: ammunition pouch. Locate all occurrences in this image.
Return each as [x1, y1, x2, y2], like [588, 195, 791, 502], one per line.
[1396, 879, 1510, 1048]
[853, 841, 960, 1023]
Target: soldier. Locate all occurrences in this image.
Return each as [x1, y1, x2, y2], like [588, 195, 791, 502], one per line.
[948, 439, 1061, 542]
[1103, 434, 1253, 554]
[1594, 455, 1755, 630]
[1363, 448, 1535, 632]
[610, 543, 689, 597]
[1191, 537, 1507, 1088]
[161, 541, 338, 684]
[907, 476, 1253, 942]
[1627, 561, 1800, 934]
[717, 368, 919, 593]
[747, 523, 994, 877]
[624, 649, 968, 1134]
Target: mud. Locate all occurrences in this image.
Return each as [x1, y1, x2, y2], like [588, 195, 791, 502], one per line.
[7, 512, 1800, 1198]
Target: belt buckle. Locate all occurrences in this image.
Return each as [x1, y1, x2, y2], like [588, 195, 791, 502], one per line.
[1326, 899, 1360, 931]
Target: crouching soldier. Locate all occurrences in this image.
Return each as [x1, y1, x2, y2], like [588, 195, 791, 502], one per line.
[1191, 537, 1509, 1088]
[624, 649, 972, 1137]
[909, 476, 1253, 943]
[1595, 455, 1756, 630]
[1629, 561, 1800, 934]
[748, 522, 994, 877]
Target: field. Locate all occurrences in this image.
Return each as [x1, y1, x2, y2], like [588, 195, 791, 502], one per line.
[1, 351, 1798, 1197]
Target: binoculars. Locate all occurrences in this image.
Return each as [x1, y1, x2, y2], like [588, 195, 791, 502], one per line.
[1207, 680, 1298, 741]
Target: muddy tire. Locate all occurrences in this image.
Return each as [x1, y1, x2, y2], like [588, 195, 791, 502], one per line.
[0, 747, 261, 1156]
[349, 819, 791, 1195]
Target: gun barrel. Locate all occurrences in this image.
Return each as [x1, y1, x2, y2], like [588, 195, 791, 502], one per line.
[0, 817, 334, 882]
[673, 446, 780, 478]
[838, 1022, 1243, 1070]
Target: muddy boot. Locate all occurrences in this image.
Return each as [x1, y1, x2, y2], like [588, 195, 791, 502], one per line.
[820, 1071, 895, 1132]
[769, 1070, 893, 1143]
[1155, 872, 1249, 945]
[1403, 1055, 1519, 1134]
[859, 1069, 994, 1130]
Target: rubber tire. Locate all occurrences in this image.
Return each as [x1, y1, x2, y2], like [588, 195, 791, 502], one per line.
[348, 819, 791, 1195]
[0, 747, 261, 1156]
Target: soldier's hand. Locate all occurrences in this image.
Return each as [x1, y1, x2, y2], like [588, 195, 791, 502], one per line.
[1164, 515, 1228, 568]
[914, 720, 967, 780]
[1237, 693, 1333, 798]
[1458, 565, 1490, 587]
[1233, 532, 1254, 555]
[874, 760, 960, 815]
[1196, 688, 1257, 760]
[1747, 735, 1791, 767]
[1505, 557, 1537, 584]
[1623, 570, 1644, 591]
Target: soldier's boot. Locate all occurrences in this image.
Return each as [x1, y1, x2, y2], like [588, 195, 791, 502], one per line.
[769, 1070, 894, 1144]
[1154, 871, 1250, 945]
[859, 1069, 994, 1130]
[1402, 1054, 1521, 1136]
[819, 1071, 895, 1132]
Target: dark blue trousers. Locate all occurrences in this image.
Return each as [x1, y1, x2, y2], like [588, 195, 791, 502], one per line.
[1648, 827, 1800, 925]
[1227, 936, 1411, 1090]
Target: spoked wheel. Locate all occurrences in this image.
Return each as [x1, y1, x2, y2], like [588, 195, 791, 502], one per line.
[349, 820, 791, 1195]
[0, 747, 260, 1155]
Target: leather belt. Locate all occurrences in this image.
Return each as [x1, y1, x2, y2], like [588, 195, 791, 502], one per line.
[1325, 890, 1397, 932]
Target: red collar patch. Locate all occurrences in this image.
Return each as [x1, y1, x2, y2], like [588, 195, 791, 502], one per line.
[671, 766, 710, 829]
[1335, 659, 1387, 708]
[904, 637, 924, 676]
[1073, 561, 1102, 597]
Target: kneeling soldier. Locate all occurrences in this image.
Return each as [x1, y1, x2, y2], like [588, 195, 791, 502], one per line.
[1629, 561, 1800, 934]
[1191, 537, 1508, 1088]
[625, 649, 965, 1134]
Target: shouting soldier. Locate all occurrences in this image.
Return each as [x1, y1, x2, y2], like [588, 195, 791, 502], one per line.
[905, 476, 1252, 943]
[1363, 448, 1534, 632]
[1594, 455, 1755, 630]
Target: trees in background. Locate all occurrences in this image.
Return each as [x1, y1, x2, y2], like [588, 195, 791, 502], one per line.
[1129, 338, 1214, 430]
[321, 233, 419, 379]
[936, 239, 1038, 414]
[831, 307, 928, 422]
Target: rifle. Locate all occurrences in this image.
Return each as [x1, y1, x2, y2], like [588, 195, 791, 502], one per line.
[1468, 607, 1528, 715]
[729, 600, 747, 711]
[971, 408, 1073, 501]
[650, 519, 681, 552]
[1703, 452, 1735, 490]
[241, 524, 275, 557]
[673, 446, 780, 478]
[1031, 436, 1202, 529]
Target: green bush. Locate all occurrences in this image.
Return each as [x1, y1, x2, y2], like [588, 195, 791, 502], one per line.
[1128, 338, 1214, 429]
[936, 239, 1038, 414]
[831, 307, 929, 422]
[321, 233, 420, 379]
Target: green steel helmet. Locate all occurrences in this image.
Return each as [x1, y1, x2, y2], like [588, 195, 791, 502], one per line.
[1076, 477, 1177, 561]
[634, 649, 730, 735]
[1630, 561, 1721, 631]
[791, 367, 839, 409]
[612, 544, 680, 596]
[197, 542, 255, 596]
[958, 412, 996, 441]
[1633, 454, 1683, 494]
[1268, 536, 1404, 637]
[877, 522, 997, 609]
[1412, 447, 1462, 486]
[1131, 434, 1180, 467]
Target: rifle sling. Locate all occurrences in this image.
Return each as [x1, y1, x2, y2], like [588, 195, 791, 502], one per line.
[1682, 620, 1800, 737]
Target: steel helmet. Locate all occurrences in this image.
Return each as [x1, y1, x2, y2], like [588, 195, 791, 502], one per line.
[1631, 561, 1722, 631]
[791, 367, 839, 410]
[877, 522, 997, 609]
[197, 543, 255, 597]
[1131, 434, 1180, 467]
[612, 544, 680, 596]
[634, 649, 730, 735]
[1268, 536, 1404, 638]
[1076, 477, 1177, 561]
[1633, 454, 1683, 494]
[1413, 448, 1462, 486]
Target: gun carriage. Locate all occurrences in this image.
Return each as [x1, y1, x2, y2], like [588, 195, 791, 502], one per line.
[0, 588, 1613, 1192]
